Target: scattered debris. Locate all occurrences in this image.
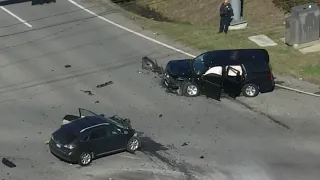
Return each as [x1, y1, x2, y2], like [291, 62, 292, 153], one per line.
[181, 142, 188, 146]
[81, 90, 94, 95]
[199, 156, 204, 159]
[137, 70, 145, 74]
[95, 101, 100, 103]
[64, 65, 71, 68]
[141, 56, 164, 75]
[159, 114, 162, 118]
[2, 158, 16, 168]
[45, 140, 49, 144]
[96, 81, 113, 88]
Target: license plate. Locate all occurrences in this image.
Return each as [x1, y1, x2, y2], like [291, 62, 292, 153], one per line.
[56, 143, 61, 148]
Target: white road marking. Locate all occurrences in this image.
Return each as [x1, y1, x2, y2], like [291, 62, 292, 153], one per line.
[68, 0, 320, 98]
[67, 0, 195, 58]
[0, 6, 32, 28]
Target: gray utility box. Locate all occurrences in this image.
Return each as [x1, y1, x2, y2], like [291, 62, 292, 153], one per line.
[285, 3, 320, 46]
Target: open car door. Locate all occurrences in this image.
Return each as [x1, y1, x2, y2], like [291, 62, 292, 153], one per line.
[201, 66, 223, 101]
[223, 66, 243, 98]
[79, 108, 99, 118]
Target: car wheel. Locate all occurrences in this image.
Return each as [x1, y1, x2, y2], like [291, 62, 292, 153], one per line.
[242, 84, 259, 97]
[183, 82, 200, 97]
[127, 137, 140, 154]
[79, 152, 92, 166]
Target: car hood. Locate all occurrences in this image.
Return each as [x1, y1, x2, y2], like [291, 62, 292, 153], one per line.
[166, 59, 193, 77]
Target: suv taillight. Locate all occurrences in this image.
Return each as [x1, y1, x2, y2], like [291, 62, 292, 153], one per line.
[268, 72, 273, 80]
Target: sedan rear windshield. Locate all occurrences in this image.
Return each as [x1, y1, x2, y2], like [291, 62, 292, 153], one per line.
[53, 129, 78, 144]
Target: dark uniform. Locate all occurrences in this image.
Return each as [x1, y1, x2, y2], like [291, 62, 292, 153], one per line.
[218, 2, 234, 34]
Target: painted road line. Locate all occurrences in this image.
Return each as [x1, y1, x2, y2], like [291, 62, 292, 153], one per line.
[0, 7, 32, 28]
[68, 0, 320, 98]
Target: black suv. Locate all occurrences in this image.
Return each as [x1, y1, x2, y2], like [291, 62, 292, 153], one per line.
[162, 49, 275, 100]
[49, 108, 140, 166]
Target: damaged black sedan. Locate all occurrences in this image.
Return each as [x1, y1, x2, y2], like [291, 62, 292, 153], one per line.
[49, 108, 140, 166]
[161, 49, 275, 100]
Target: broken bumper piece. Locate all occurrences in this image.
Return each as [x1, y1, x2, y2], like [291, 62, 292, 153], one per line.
[141, 56, 164, 75]
[162, 74, 181, 90]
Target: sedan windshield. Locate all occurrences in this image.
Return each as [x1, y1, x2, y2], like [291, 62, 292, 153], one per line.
[192, 54, 207, 75]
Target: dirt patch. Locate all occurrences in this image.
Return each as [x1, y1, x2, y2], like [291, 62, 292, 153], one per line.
[113, 0, 174, 22]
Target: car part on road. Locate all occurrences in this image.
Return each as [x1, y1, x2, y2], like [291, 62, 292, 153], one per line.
[96, 81, 113, 88]
[181, 142, 188, 146]
[65, 65, 71, 68]
[79, 152, 92, 166]
[242, 84, 260, 97]
[141, 56, 164, 75]
[80, 90, 94, 95]
[2, 158, 16, 168]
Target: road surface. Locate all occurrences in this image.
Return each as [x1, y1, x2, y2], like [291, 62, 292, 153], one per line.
[0, 1, 319, 180]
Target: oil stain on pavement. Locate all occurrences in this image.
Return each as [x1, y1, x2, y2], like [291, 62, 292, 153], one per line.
[138, 135, 205, 180]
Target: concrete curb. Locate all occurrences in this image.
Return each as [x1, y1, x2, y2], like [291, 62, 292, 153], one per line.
[69, 0, 320, 98]
[275, 84, 320, 97]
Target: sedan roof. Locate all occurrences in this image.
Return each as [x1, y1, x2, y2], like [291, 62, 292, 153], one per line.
[60, 116, 109, 134]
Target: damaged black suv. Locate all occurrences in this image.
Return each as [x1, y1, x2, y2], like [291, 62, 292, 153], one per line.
[161, 49, 275, 100]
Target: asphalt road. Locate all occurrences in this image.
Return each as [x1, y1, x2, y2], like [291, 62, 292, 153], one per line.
[0, 1, 320, 180]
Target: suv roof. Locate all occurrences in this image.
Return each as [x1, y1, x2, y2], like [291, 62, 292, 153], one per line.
[60, 116, 109, 135]
[204, 48, 269, 66]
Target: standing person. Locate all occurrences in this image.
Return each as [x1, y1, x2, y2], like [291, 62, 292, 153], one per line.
[218, 0, 234, 34]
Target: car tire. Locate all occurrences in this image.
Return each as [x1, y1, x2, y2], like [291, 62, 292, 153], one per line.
[182, 82, 200, 97]
[126, 137, 140, 154]
[78, 152, 93, 166]
[242, 84, 259, 97]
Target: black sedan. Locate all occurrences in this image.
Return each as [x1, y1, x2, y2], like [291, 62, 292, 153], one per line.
[49, 108, 140, 166]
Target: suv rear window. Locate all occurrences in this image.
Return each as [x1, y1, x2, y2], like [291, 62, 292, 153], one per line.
[53, 129, 78, 144]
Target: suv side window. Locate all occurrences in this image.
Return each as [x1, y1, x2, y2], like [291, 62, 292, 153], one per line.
[89, 127, 107, 140]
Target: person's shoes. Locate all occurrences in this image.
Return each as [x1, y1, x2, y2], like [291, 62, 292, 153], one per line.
[217, 31, 222, 34]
